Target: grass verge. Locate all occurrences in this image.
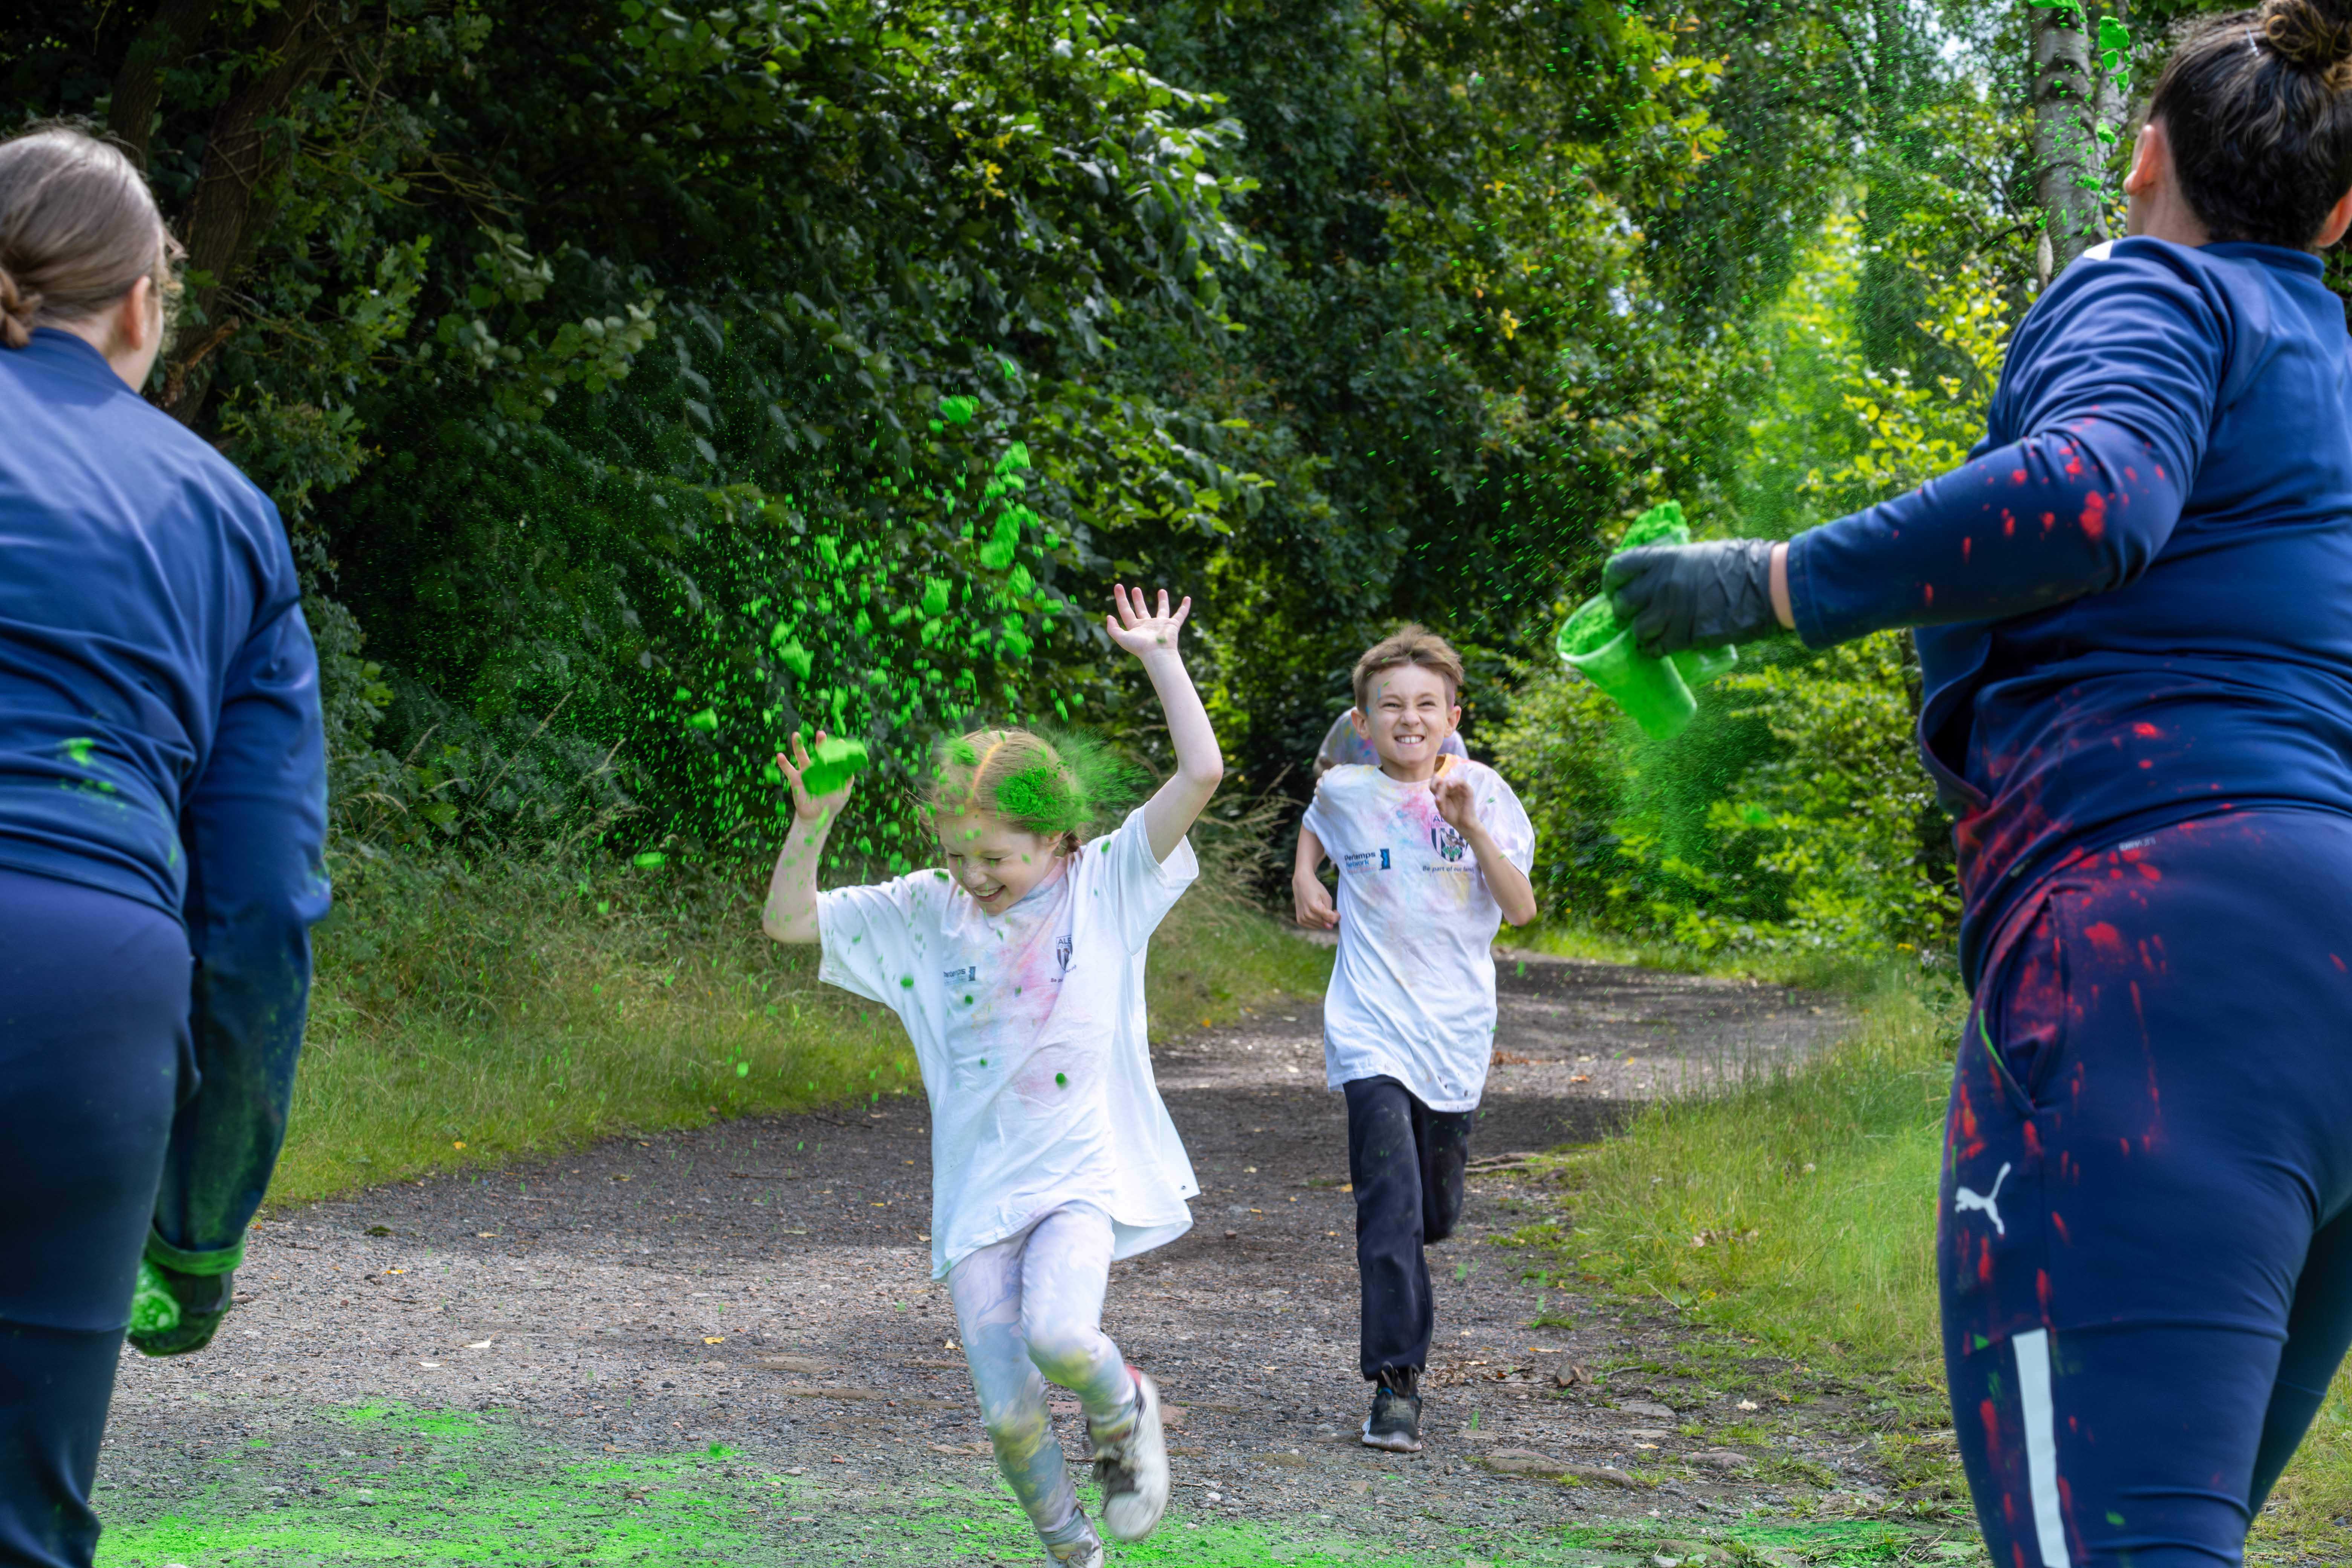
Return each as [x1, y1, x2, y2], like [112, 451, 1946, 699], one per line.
[280, 837, 1330, 1206]
[1500, 951, 2352, 1561]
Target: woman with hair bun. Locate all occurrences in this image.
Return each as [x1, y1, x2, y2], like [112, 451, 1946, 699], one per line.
[0, 126, 327, 1567]
[1605, 3, 2352, 1561]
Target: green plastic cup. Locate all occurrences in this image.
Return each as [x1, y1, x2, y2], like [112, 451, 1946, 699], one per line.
[798, 736, 870, 796]
[1556, 595, 1697, 741]
[1671, 644, 1738, 688]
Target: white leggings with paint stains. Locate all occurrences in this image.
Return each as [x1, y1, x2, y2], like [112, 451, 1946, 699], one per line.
[947, 1202, 1138, 1543]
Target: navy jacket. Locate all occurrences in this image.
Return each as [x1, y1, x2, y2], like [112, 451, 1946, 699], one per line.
[1786, 239, 2352, 987]
[0, 329, 329, 1273]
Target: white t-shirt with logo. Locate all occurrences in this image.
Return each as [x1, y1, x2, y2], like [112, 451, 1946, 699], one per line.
[1300, 759, 1536, 1112]
[817, 808, 1200, 1278]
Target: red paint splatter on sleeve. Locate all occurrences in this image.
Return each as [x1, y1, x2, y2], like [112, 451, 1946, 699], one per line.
[1963, 536, 1972, 563]
[2002, 510, 2017, 537]
[2041, 512, 2057, 533]
[2012, 469, 2029, 485]
[2084, 921, 2124, 953]
[2080, 491, 2107, 541]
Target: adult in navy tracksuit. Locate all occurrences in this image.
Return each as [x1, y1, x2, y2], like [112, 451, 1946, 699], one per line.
[0, 129, 327, 1566]
[1606, 6, 2352, 1563]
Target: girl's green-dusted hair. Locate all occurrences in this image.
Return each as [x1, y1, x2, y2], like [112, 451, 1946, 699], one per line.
[924, 727, 1140, 847]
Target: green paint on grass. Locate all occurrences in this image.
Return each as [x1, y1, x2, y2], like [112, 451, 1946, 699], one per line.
[95, 1401, 1976, 1568]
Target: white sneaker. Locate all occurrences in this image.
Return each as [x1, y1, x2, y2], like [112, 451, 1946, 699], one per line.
[1093, 1366, 1170, 1542]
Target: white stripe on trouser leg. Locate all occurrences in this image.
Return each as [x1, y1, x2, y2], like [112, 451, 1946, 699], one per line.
[2014, 1328, 2071, 1568]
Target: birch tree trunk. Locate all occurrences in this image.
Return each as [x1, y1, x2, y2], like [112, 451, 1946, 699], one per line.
[2032, 2, 2105, 275]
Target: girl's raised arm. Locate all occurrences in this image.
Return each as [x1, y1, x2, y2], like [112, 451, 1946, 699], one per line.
[1105, 584, 1223, 864]
[761, 730, 855, 943]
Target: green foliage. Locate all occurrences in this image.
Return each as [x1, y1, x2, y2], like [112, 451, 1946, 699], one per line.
[1500, 194, 2012, 959]
[8, 0, 1759, 871]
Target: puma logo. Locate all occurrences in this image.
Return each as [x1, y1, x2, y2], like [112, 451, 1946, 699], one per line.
[1954, 1162, 2012, 1238]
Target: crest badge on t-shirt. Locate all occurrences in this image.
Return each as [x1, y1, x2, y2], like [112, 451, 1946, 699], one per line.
[1430, 822, 1468, 863]
[1055, 933, 1073, 974]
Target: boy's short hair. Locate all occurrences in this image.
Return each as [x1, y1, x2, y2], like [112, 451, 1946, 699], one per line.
[1352, 624, 1465, 709]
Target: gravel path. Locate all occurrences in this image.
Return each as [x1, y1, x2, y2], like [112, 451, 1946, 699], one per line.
[96, 950, 1937, 1568]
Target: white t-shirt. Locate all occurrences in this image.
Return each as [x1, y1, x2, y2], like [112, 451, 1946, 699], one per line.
[817, 808, 1200, 1278]
[1300, 759, 1536, 1112]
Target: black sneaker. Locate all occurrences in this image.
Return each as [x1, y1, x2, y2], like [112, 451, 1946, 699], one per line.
[1361, 1369, 1424, 1452]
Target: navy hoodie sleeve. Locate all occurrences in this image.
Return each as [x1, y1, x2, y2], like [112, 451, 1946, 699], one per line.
[150, 586, 330, 1276]
[1785, 250, 2224, 646]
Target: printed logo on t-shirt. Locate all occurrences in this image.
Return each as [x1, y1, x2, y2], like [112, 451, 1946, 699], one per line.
[1342, 849, 1391, 873]
[1430, 822, 1468, 863]
[1055, 934, 1073, 974]
[942, 964, 978, 983]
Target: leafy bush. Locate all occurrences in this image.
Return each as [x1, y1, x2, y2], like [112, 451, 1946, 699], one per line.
[1497, 212, 2010, 960]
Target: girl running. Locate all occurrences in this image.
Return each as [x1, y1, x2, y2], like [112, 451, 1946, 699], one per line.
[1606, 4, 2352, 1560]
[760, 585, 1219, 1566]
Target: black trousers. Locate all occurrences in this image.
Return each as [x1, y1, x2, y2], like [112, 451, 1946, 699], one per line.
[1344, 1074, 1475, 1381]
[0, 869, 189, 1568]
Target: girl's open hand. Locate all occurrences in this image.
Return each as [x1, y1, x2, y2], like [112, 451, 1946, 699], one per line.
[1105, 583, 1191, 661]
[776, 730, 854, 824]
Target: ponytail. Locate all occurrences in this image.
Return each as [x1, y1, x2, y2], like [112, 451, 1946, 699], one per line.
[0, 126, 179, 351]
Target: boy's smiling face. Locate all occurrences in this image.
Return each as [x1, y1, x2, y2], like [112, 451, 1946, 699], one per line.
[1352, 663, 1461, 782]
[936, 813, 1066, 914]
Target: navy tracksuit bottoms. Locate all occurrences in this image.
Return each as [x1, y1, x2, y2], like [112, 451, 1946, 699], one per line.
[1345, 1074, 1474, 1380]
[0, 869, 190, 1568]
[1948, 810, 2352, 1566]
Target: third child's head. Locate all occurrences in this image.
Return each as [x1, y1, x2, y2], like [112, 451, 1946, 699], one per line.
[925, 729, 1093, 914]
[1351, 626, 1465, 780]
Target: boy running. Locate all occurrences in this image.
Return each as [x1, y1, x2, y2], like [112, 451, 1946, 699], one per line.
[1291, 626, 1537, 1452]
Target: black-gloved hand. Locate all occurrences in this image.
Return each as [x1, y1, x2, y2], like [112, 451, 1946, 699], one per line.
[127, 1262, 234, 1357]
[1603, 538, 1781, 657]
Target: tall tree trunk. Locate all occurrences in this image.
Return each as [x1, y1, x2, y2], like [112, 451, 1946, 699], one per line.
[2032, 2, 2105, 276]
[107, 0, 218, 165]
[164, 0, 337, 424]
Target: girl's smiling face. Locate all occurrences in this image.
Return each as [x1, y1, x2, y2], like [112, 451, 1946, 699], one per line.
[936, 812, 1067, 914]
[1353, 663, 1461, 779]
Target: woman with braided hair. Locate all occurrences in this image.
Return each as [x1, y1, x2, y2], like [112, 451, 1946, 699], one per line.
[762, 585, 1221, 1566]
[0, 126, 328, 1566]
[1605, 4, 2352, 1561]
